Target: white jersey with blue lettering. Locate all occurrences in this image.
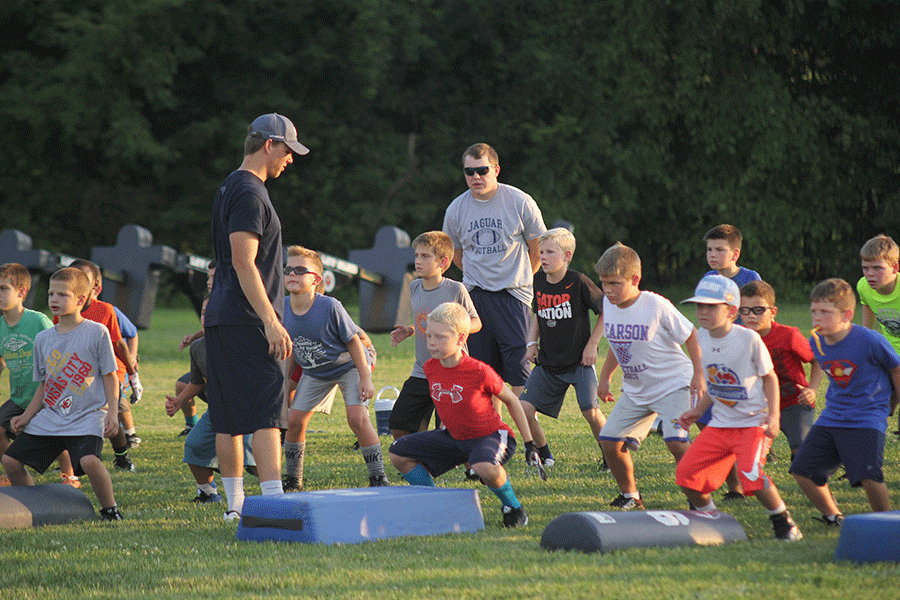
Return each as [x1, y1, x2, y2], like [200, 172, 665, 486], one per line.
[603, 291, 694, 405]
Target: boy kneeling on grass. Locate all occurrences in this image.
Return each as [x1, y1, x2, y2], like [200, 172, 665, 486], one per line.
[389, 302, 539, 528]
[2, 268, 123, 521]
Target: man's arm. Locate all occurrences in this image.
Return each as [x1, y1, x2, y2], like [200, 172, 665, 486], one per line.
[452, 248, 463, 271]
[526, 237, 541, 275]
[230, 231, 292, 360]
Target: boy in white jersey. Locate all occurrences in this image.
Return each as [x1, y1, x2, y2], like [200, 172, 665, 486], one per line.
[595, 243, 705, 510]
[676, 275, 802, 541]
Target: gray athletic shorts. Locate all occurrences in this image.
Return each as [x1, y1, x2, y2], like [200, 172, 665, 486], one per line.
[291, 367, 364, 414]
[599, 387, 691, 443]
[520, 364, 599, 417]
[780, 403, 815, 450]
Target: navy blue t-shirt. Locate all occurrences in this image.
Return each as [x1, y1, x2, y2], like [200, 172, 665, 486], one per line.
[206, 170, 284, 326]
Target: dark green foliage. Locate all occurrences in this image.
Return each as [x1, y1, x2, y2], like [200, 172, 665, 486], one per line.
[1, 0, 897, 298]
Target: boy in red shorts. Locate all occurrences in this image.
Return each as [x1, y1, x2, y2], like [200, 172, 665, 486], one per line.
[676, 275, 802, 541]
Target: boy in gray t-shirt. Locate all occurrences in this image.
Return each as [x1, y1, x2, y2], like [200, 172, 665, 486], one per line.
[2, 268, 123, 521]
[389, 232, 481, 439]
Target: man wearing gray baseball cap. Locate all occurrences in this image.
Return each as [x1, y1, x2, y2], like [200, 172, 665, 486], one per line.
[204, 113, 308, 520]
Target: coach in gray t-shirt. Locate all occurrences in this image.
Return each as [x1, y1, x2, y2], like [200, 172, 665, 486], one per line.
[442, 143, 546, 396]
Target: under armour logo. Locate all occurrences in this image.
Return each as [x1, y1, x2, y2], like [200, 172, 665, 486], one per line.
[431, 383, 463, 404]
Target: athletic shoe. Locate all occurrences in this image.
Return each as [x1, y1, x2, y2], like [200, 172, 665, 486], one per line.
[126, 434, 141, 449]
[282, 475, 302, 493]
[369, 474, 390, 487]
[609, 493, 644, 510]
[192, 490, 222, 504]
[813, 513, 844, 527]
[61, 473, 82, 489]
[770, 511, 803, 541]
[464, 468, 481, 482]
[178, 426, 193, 437]
[223, 510, 241, 522]
[0, 475, 11, 487]
[541, 457, 555, 468]
[597, 456, 610, 473]
[99, 506, 124, 521]
[113, 453, 136, 472]
[502, 505, 528, 528]
[766, 451, 778, 464]
[721, 491, 745, 502]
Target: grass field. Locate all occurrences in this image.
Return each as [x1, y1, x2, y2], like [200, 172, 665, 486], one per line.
[2, 302, 899, 599]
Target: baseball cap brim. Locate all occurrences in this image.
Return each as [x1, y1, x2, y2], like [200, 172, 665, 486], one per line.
[285, 140, 310, 155]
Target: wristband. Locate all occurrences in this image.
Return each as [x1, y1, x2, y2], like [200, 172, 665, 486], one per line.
[526, 341, 538, 348]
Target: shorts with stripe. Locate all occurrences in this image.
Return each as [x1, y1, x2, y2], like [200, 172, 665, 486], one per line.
[676, 426, 772, 496]
[389, 428, 516, 478]
[599, 387, 691, 443]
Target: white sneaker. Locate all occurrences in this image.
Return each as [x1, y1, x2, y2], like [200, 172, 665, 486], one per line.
[223, 510, 241, 522]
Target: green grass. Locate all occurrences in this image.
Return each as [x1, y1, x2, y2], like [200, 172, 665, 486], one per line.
[1, 304, 899, 600]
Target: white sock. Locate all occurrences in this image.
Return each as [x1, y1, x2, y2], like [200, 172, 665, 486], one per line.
[223, 477, 245, 514]
[260, 479, 284, 495]
[198, 481, 217, 495]
[766, 503, 787, 516]
[623, 491, 640, 499]
[696, 501, 716, 511]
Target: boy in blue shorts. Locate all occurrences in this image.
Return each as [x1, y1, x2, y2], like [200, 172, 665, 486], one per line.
[520, 228, 607, 471]
[857, 234, 900, 435]
[677, 275, 802, 541]
[389, 231, 481, 440]
[281, 246, 386, 491]
[388, 302, 539, 527]
[2, 268, 123, 520]
[595, 243, 705, 509]
[790, 278, 900, 526]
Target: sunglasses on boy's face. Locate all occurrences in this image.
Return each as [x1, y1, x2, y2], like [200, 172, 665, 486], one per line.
[284, 266, 315, 276]
[463, 166, 494, 177]
[738, 306, 773, 316]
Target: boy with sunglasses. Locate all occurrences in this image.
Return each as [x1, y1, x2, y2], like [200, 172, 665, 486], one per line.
[442, 143, 546, 402]
[281, 246, 387, 490]
[739, 281, 816, 459]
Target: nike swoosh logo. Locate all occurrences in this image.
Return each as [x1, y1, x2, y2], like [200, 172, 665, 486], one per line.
[740, 439, 765, 482]
[565, 282, 574, 289]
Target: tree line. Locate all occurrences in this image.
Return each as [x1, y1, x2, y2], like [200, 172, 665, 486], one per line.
[1, 0, 897, 298]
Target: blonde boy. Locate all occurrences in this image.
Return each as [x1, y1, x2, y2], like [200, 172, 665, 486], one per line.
[677, 275, 802, 541]
[1, 268, 123, 520]
[790, 279, 900, 525]
[389, 302, 538, 527]
[0, 264, 55, 484]
[520, 228, 607, 470]
[595, 243, 704, 509]
[281, 246, 386, 492]
[388, 231, 480, 439]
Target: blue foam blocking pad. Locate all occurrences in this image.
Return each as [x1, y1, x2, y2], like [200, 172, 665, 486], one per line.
[237, 486, 485, 544]
[834, 511, 900, 563]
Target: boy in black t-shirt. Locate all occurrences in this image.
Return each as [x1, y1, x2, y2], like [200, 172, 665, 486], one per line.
[520, 228, 607, 471]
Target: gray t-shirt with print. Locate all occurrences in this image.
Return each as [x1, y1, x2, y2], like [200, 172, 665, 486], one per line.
[408, 278, 479, 379]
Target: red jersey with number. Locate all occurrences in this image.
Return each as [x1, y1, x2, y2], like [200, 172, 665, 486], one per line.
[423, 355, 514, 440]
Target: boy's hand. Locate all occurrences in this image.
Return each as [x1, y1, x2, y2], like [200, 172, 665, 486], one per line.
[10, 414, 27, 434]
[797, 386, 816, 406]
[523, 441, 547, 481]
[178, 333, 194, 351]
[597, 381, 615, 403]
[763, 414, 780, 439]
[129, 373, 143, 404]
[581, 345, 598, 367]
[164, 394, 182, 417]
[103, 411, 118, 438]
[690, 372, 707, 402]
[390, 325, 413, 347]
[359, 375, 375, 402]
[676, 409, 702, 430]
[525, 344, 538, 364]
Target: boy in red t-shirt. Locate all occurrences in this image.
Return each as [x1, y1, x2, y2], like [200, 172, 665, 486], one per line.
[739, 281, 816, 459]
[388, 302, 539, 528]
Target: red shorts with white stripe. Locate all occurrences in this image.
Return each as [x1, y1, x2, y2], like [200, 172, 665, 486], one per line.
[676, 426, 772, 496]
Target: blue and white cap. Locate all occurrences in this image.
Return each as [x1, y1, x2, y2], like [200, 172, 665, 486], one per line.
[682, 274, 740, 307]
[249, 113, 310, 155]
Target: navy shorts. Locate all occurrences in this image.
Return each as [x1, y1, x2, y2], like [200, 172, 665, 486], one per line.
[205, 324, 286, 435]
[520, 364, 600, 417]
[467, 288, 531, 386]
[389, 428, 516, 478]
[5, 433, 103, 477]
[388, 376, 436, 432]
[789, 425, 885, 487]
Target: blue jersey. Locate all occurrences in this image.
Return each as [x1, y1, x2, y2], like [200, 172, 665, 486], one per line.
[810, 325, 900, 432]
[283, 294, 360, 380]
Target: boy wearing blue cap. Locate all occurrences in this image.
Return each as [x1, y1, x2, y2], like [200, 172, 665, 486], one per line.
[677, 275, 802, 541]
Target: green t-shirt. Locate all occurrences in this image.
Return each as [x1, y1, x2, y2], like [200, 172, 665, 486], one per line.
[1, 309, 53, 408]
[857, 275, 900, 355]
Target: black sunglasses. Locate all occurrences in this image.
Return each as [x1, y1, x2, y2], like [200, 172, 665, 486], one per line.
[284, 266, 315, 276]
[463, 166, 494, 176]
[738, 306, 772, 316]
